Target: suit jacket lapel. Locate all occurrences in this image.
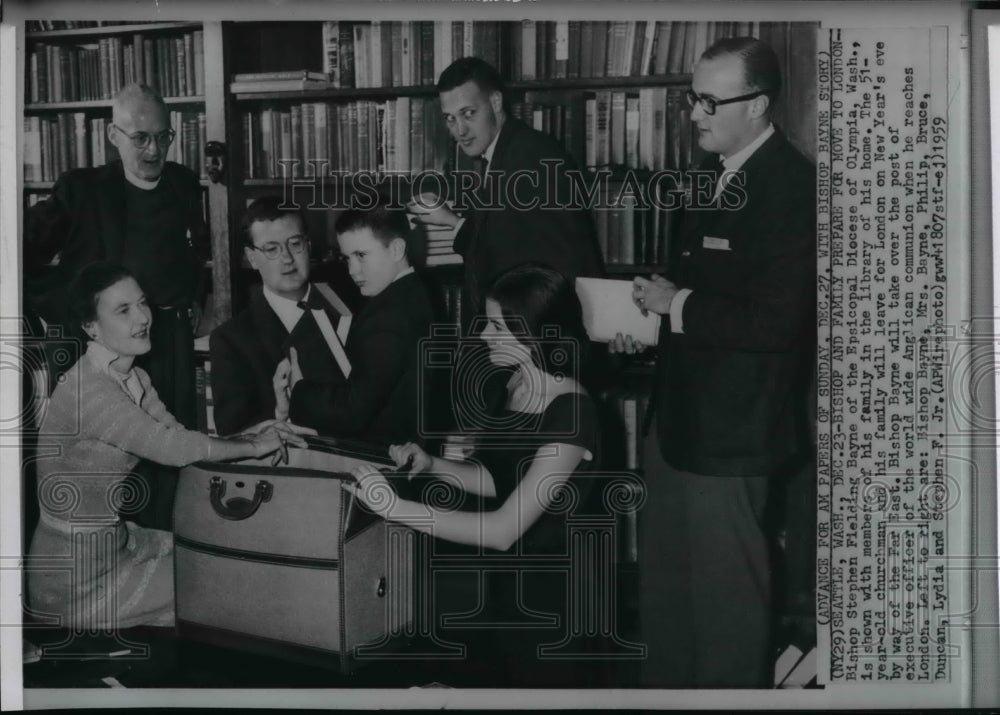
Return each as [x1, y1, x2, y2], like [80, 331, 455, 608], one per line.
[249, 289, 290, 367]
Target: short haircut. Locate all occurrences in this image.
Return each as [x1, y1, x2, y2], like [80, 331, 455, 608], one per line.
[241, 195, 307, 247]
[485, 262, 589, 381]
[702, 37, 783, 110]
[335, 204, 412, 253]
[437, 56, 505, 96]
[69, 261, 136, 327]
[112, 83, 168, 124]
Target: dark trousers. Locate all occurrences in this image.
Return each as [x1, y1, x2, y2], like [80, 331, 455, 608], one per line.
[637, 433, 772, 688]
[126, 306, 196, 530]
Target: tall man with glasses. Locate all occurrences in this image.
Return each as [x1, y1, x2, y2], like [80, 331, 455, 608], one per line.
[625, 37, 816, 687]
[24, 82, 209, 530]
[209, 196, 352, 436]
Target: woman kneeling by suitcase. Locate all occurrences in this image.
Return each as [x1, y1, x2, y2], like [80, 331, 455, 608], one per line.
[348, 263, 604, 686]
[27, 261, 306, 631]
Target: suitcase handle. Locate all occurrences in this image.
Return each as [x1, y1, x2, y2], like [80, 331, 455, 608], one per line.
[209, 476, 273, 521]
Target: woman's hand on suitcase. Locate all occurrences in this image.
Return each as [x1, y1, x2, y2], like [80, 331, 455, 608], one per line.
[242, 418, 309, 441]
[389, 442, 432, 479]
[245, 422, 308, 465]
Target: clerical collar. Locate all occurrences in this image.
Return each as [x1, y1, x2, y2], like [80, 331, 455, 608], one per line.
[122, 167, 161, 190]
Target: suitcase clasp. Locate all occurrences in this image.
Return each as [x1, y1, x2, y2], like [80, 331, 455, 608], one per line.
[209, 476, 273, 521]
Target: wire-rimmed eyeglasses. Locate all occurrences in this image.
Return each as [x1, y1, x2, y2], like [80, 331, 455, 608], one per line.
[248, 236, 309, 260]
[112, 124, 177, 150]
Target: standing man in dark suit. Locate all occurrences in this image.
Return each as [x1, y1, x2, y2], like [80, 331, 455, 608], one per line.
[411, 56, 602, 324]
[24, 83, 208, 529]
[209, 196, 350, 436]
[629, 37, 816, 688]
[274, 205, 434, 446]
[411, 57, 602, 432]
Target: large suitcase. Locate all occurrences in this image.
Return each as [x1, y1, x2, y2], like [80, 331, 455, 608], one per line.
[173, 436, 415, 672]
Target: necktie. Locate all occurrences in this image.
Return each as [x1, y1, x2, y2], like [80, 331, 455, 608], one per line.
[714, 164, 733, 201]
[474, 155, 488, 180]
[297, 297, 352, 378]
[474, 156, 489, 198]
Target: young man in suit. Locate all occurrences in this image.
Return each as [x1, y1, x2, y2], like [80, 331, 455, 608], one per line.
[209, 196, 351, 436]
[411, 56, 602, 324]
[24, 83, 209, 529]
[274, 205, 434, 446]
[629, 37, 816, 687]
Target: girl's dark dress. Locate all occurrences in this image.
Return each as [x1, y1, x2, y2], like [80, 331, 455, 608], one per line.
[441, 391, 604, 686]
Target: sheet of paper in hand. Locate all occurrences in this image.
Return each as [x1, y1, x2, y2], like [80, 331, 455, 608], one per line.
[576, 277, 661, 346]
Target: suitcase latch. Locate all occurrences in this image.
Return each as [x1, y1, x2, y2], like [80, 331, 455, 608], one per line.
[209, 476, 273, 521]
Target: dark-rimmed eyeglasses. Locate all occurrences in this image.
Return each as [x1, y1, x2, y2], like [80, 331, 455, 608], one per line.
[685, 88, 766, 116]
[248, 235, 309, 260]
[112, 124, 176, 150]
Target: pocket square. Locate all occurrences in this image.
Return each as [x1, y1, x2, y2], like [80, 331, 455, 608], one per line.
[703, 235, 731, 250]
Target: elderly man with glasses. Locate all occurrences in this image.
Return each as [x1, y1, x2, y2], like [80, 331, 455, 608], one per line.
[208, 196, 354, 436]
[623, 37, 816, 688]
[24, 82, 209, 531]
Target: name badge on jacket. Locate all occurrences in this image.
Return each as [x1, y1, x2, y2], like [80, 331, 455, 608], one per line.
[702, 235, 731, 251]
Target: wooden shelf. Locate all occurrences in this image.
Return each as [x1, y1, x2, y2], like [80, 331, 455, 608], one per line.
[27, 22, 202, 40]
[25, 96, 206, 112]
[233, 85, 438, 102]
[605, 265, 667, 274]
[25, 179, 210, 190]
[232, 74, 691, 103]
[510, 74, 691, 91]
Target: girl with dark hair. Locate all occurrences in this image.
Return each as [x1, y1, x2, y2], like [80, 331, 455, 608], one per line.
[347, 262, 601, 685]
[27, 261, 305, 630]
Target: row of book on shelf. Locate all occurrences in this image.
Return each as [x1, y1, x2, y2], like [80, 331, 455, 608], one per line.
[585, 88, 699, 172]
[23, 111, 207, 183]
[305, 20, 759, 91]
[26, 21, 164, 32]
[231, 20, 759, 95]
[241, 98, 452, 179]
[606, 388, 652, 472]
[28, 30, 206, 104]
[594, 191, 675, 267]
[239, 85, 700, 182]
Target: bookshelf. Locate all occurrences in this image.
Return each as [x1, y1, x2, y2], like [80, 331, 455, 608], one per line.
[22, 20, 234, 326]
[215, 16, 816, 458]
[218, 19, 821, 289]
